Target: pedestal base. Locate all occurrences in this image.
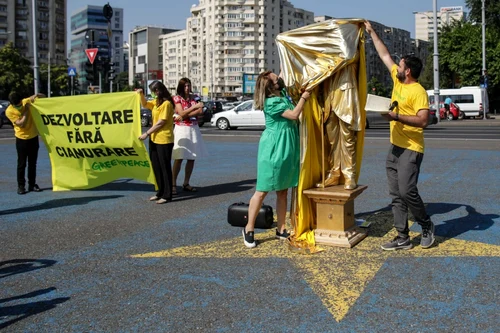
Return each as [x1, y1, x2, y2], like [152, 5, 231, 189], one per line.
[314, 227, 367, 248]
[303, 185, 368, 248]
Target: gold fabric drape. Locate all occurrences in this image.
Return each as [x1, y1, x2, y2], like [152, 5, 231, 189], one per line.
[276, 19, 367, 251]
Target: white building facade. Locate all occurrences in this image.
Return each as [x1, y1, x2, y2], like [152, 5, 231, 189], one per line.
[128, 26, 178, 90]
[414, 6, 464, 41]
[163, 0, 314, 99]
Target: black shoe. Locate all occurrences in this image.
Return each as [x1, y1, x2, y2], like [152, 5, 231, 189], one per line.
[242, 228, 256, 248]
[421, 221, 435, 249]
[17, 186, 27, 195]
[276, 229, 290, 240]
[28, 184, 42, 192]
[381, 236, 413, 251]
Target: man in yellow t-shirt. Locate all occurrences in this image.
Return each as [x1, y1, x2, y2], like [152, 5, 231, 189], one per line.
[365, 21, 435, 251]
[5, 91, 45, 194]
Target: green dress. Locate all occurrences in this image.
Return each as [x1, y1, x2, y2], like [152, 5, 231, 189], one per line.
[256, 92, 299, 192]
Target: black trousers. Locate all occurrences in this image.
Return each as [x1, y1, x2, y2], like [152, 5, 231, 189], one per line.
[386, 144, 431, 237]
[149, 140, 174, 200]
[16, 136, 39, 188]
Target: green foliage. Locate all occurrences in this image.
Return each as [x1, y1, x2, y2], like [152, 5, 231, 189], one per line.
[39, 64, 72, 96]
[0, 42, 34, 99]
[367, 76, 390, 97]
[438, 19, 499, 91]
[116, 71, 132, 91]
[465, 0, 500, 28]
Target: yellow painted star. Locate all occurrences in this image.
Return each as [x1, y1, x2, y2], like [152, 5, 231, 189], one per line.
[131, 211, 500, 322]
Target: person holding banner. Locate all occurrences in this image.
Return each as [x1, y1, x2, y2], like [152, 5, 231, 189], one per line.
[241, 71, 310, 248]
[6, 91, 46, 195]
[138, 81, 176, 204]
[172, 77, 207, 194]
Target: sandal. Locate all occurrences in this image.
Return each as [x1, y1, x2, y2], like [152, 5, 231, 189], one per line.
[172, 187, 178, 195]
[183, 184, 197, 192]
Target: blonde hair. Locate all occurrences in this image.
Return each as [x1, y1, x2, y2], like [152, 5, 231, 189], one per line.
[253, 70, 274, 110]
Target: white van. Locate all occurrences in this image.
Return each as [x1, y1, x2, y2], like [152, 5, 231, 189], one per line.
[426, 86, 489, 118]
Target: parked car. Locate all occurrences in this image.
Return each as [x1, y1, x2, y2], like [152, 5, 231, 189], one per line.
[365, 108, 437, 128]
[140, 108, 152, 127]
[0, 100, 12, 129]
[427, 87, 489, 119]
[211, 100, 264, 130]
[365, 111, 390, 128]
[197, 108, 212, 127]
[203, 101, 223, 115]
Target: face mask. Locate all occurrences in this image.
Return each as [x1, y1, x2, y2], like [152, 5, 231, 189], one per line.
[276, 77, 286, 90]
[151, 92, 157, 99]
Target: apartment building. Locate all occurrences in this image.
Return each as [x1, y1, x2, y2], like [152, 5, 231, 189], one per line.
[0, 0, 66, 65]
[128, 26, 178, 90]
[311, 17, 428, 91]
[69, 5, 124, 89]
[162, 30, 188, 94]
[415, 6, 464, 41]
[164, 0, 314, 98]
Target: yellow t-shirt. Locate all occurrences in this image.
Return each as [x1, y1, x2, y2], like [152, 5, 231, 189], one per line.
[5, 97, 38, 140]
[146, 99, 174, 144]
[390, 64, 429, 153]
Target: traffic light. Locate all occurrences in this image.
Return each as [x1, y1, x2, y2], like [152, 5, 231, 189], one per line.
[84, 61, 95, 85]
[108, 62, 115, 81]
[74, 79, 80, 94]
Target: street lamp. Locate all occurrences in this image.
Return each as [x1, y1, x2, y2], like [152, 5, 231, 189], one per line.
[31, 0, 40, 94]
[414, 5, 440, 123]
[481, 0, 488, 120]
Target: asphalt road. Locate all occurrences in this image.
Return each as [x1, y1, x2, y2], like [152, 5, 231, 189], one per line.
[1, 119, 499, 331]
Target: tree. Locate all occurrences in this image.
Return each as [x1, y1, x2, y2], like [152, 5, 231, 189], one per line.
[438, 20, 499, 90]
[367, 76, 390, 97]
[115, 71, 133, 91]
[465, 0, 500, 29]
[0, 42, 34, 99]
[38, 64, 71, 96]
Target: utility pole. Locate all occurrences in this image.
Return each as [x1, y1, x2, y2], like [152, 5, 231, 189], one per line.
[48, 52, 51, 97]
[103, 3, 114, 93]
[481, 0, 488, 120]
[432, 0, 440, 123]
[210, 43, 214, 100]
[31, 0, 39, 94]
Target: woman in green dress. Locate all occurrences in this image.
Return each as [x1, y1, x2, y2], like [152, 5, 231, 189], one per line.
[242, 70, 310, 248]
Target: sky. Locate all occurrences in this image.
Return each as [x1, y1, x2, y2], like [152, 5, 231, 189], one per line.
[68, 0, 468, 43]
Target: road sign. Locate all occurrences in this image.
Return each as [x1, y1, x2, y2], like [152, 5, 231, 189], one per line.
[85, 48, 99, 64]
[68, 67, 77, 76]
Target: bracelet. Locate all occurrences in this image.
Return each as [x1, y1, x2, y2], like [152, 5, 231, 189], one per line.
[394, 113, 399, 121]
[300, 97, 307, 102]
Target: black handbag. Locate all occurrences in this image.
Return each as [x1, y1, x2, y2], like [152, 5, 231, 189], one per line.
[227, 202, 274, 229]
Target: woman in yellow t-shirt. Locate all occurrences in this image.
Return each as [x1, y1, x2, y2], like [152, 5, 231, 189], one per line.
[138, 81, 178, 204]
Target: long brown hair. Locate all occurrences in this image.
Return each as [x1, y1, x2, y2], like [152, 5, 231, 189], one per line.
[149, 80, 173, 108]
[176, 77, 192, 100]
[253, 70, 274, 110]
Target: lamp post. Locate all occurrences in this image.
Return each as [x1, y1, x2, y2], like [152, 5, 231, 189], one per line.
[414, 5, 440, 123]
[432, 0, 440, 123]
[31, 0, 39, 94]
[481, 0, 488, 120]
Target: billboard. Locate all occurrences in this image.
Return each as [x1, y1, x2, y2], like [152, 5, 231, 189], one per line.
[242, 73, 259, 95]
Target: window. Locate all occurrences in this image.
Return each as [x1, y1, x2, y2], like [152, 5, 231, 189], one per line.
[138, 55, 145, 64]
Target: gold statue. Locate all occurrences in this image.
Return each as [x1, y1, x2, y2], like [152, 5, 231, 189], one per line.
[317, 62, 362, 190]
[276, 19, 367, 250]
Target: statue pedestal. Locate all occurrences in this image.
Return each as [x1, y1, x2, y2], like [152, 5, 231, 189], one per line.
[303, 185, 368, 248]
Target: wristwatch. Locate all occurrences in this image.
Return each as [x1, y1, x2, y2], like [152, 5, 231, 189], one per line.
[394, 112, 399, 121]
